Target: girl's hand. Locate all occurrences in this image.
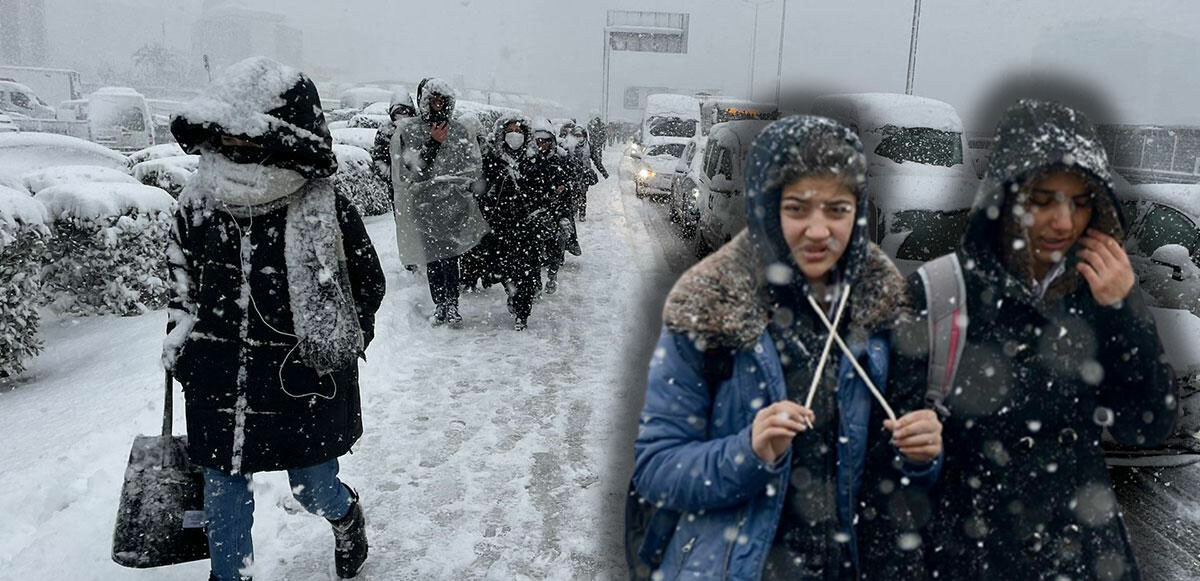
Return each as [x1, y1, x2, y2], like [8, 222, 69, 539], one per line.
[885, 409, 943, 464]
[1076, 229, 1135, 307]
[751, 401, 815, 465]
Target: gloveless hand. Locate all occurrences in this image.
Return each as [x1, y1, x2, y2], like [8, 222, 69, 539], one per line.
[751, 401, 814, 465]
[884, 409, 943, 464]
[1076, 229, 1135, 307]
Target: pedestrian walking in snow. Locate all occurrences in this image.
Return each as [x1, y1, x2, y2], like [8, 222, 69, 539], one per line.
[390, 78, 488, 327]
[586, 115, 610, 181]
[524, 121, 572, 295]
[371, 90, 417, 181]
[886, 99, 1178, 581]
[631, 116, 943, 581]
[477, 115, 544, 330]
[562, 122, 599, 223]
[164, 57, 386, 581]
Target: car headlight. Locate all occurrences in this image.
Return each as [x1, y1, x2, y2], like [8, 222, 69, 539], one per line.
[692, 188, 700, 200]
[637, 168, 654, 181]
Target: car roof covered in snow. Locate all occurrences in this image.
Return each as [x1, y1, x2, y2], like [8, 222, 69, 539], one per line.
[92, 86, 144, 97]
[709, 119, 773, 145]
[811, 93, 962, 132]
[1112, 173, 1200, 221]
[645, 94, 700, 119]
[0, 133, 127, 185]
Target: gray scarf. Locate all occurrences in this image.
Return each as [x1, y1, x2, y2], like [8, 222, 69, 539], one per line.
[186, 153, 364, 375]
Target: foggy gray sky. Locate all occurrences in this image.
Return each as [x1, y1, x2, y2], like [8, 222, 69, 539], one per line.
[39, 0, 1200, 127]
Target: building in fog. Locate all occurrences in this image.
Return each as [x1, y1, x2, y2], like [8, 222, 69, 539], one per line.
[192, 1, 304, 75]
[0, 0, 49, 66]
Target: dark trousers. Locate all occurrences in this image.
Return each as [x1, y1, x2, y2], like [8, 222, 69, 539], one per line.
[427, 257, 460, 307]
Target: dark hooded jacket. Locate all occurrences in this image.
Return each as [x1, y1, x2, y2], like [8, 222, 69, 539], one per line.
[166, 58, 386, 474]
[888, 100, 1178, 581]
[586, 116, 609, 178]
[633, 116, 937, 580]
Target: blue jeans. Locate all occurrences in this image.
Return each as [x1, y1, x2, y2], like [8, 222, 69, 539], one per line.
[204, 458, 352, 581]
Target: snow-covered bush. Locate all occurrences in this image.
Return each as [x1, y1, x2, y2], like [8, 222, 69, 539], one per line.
[35, 183, 175, 316]
[0, 186, 51, 377]
[331, 127, 377, 151]
[126, 143, 187, 167]
[332, 144, 391, 216]
[131, 155, 199, 197]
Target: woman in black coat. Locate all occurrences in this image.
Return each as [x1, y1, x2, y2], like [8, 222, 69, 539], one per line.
[886, 99, 1177, 581]
[165, 57, 386, 581]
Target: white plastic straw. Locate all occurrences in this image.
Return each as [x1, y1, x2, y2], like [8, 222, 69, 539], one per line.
[806, 294, 897, 422]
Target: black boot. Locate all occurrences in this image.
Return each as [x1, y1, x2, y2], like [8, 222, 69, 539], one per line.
[329, 485, 368, 579]
[444, 304, 463, 329]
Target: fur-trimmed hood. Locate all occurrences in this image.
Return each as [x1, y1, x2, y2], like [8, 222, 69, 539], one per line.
[663, 232, 909, 350]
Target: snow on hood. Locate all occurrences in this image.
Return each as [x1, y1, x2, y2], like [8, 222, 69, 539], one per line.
[176, 57, 303, 140]
[417, 78, 457, 122]
[22, 165, 138, 195]
[743, 115, 870, 305]
[172, 57, 338, 179]
[35, 182, 174, 221]
[962, 99, 1122, 303]
[491, 113, 530, 146]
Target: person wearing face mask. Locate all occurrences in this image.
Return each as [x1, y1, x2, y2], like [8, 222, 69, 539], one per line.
[524, 121, 572, 295]
[390, 77, 488, 328]
[632, 116, 941, 581]
[165, 57, 386, 581]
[472, 115, 543, 329]
[886, 100, 1177, 581]
[371, 89, 417, 182]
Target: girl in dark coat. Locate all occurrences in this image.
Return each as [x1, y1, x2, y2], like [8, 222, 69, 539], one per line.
[888, 99, 1178, 581]
[165, 57, 386, 581]
[524, 122, 572, 294]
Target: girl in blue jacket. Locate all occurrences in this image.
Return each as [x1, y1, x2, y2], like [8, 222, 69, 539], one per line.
[633, 116, 943, 580]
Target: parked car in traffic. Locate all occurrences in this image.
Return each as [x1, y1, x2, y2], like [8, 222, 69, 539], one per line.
[0, 80, 56, 120]
[694, 119, 772, 257]
[0, 114, 18, 133]
[87, 87, 154, 152]
[632, 142, 686, 199]
[667, 137, 707, 237]
[811, 93, 979, 274]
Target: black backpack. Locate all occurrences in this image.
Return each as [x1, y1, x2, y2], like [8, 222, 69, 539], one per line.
[625, 348, 736, 580]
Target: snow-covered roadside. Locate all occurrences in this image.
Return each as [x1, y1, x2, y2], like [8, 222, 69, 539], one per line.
[0, 147, 684, 580]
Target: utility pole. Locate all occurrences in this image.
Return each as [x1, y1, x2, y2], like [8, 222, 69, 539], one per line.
[742, 0, 773, 100]
[905, 0, 922, 95]
[774, 0, 788, 106]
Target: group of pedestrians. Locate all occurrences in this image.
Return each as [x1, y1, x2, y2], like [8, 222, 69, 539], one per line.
[384, 78, 608, 330]
[632, 100, 1178, 580]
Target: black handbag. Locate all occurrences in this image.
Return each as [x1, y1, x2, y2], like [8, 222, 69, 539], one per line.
[111, 372, 210, 568]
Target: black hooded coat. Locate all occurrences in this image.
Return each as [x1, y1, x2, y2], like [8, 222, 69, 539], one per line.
[888, 100, 1177, 580]
[167, 58, 386, 474]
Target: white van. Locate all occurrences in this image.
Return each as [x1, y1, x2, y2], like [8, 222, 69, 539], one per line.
[87, 87, 154, 152]
[811, 93, 979, 274]
[640, 93, 700, 151]
[694, 120, 773, 256]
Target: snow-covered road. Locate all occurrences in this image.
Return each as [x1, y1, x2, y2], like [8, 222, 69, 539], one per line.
[0, 148, 698, 580]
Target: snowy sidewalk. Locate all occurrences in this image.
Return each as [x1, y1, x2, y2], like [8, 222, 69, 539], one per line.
[0, 150, 692, 580]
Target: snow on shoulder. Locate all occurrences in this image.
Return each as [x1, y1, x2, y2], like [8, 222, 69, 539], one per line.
[22, 165, 138, 195]
[35, 182, 174, 221]
[176, 56, 303, 138]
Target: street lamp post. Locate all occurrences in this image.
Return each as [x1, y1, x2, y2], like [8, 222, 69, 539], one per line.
[905, 0, 922, 95]
[774, 0, 788, 106]
[742, 0, 773, 101]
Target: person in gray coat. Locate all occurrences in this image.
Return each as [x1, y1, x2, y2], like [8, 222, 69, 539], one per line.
[390, 78, 488, 327]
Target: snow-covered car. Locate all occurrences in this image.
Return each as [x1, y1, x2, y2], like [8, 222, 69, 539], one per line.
[0, 80, 56, 120]
[87, 87, 155, 152]
[21, 165, 138, 195]
[667, 137, 708, 236]
[0, 132, 127, 186]
[331, 127, 378, 151]
[811, 93, 979, 275]
[339, 87, 393, 111]
[0, 113, 18, 133]
[631, 143, 685, 199]
[131, 155, 199, 197]
[694, 120, 773, 256]
[1109, 174, 1200, 457]
[126, 143, 187, 167]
